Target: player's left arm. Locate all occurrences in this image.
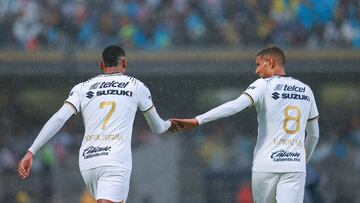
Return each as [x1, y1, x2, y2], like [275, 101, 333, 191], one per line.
[305, 117, 319, 163]
[143, 106, 171, 134]
[137, 82, 171, 134]
[305, 87, 320, 163]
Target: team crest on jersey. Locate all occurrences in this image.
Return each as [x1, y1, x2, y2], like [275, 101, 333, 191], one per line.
[89, 82, 101, 90]
[274, 84, 283, 91]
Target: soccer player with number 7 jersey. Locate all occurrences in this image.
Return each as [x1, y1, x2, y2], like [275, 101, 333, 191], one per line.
[171, 46, 320, 203]
[18, 45, 174, 203]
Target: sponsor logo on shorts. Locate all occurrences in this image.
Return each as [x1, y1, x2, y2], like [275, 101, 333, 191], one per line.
[270, 149, 301, 162]
[82, 146, 111, 159]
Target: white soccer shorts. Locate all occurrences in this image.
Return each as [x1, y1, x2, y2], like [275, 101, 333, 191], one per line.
[81, 166, 131, 202]
[252, 172, 306, 203]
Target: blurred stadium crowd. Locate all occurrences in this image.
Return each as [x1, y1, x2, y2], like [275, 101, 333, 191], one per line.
[1, 0, 360, 50]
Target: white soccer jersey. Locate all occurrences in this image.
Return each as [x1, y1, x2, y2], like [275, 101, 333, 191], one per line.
[65, 73, 153, 171]
[244, 76, 319, 173]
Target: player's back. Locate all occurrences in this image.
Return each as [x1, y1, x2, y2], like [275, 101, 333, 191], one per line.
[66, 73, 152, 171]
[246, 76, 318, 173]
[79, 74, 138, 136]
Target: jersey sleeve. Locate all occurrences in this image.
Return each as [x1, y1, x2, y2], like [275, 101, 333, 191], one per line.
[137, 82, 154, 112]
[308, 88, 319, 120]
[244, 79, 266, 104]
[65, 84, 81, 114]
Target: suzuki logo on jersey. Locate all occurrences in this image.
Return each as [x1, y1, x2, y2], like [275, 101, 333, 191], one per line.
[83, 146, 111, 159]
[97, 90, 133, 97]
[282, 93, 310, 101]
[100, 81, 129, 89]
[272, 92, 280, 100]
[271, 149, 300, 162]
[86, 91, 94, 99]
[283, 85, 305, 92]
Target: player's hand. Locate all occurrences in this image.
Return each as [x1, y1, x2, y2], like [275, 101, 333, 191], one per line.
[168, 119, 180, 133]
[170, 118, 199, 132]
[18, 151, 34, 179]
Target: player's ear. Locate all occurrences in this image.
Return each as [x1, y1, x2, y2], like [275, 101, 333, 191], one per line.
[268, 58, 275, 69]
[100, 60, 105, 71]
[121, 59, 126, 69]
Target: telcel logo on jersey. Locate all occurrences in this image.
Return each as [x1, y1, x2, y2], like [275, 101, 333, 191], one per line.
[83, 146, 111, 159]
[283, 85, 305, 92]
[271, 149, 300, 162]
[100, 81, 129, 89]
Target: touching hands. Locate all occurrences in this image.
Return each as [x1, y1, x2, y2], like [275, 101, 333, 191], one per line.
[168, 118, 199, 133]
[18, 151, 34, 179]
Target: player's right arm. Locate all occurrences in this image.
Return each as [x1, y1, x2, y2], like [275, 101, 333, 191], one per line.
[18, 103, 74, 179]
[195, 79, 265, 125]
[195, 93, 253, 125]
[18, 85, 80, 179]
[171, 79, 265, 132]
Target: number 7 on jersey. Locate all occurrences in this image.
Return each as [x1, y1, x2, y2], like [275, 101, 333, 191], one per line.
[100, 101, 116, 129]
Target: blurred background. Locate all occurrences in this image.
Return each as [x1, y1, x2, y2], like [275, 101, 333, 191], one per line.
[0, 0, 360, 203]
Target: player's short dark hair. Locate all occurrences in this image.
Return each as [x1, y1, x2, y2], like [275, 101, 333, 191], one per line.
[102, 45, 126, 68]
[257, 46, 285, 66]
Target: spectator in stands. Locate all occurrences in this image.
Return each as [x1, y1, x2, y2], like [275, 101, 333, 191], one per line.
[1, 0, 360, 50]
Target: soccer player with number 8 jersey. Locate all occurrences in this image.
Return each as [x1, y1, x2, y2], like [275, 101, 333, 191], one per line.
[171, 46, 320, 203]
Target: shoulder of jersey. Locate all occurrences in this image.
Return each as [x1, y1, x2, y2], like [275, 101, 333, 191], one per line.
[78, 76, 98, 87]
[125, 75, 141, 86]
[128, 75, 151, 90]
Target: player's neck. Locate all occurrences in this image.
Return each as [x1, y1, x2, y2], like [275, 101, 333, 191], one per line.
[273, 67, 286, 76]
[103, 67, 124, 74]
